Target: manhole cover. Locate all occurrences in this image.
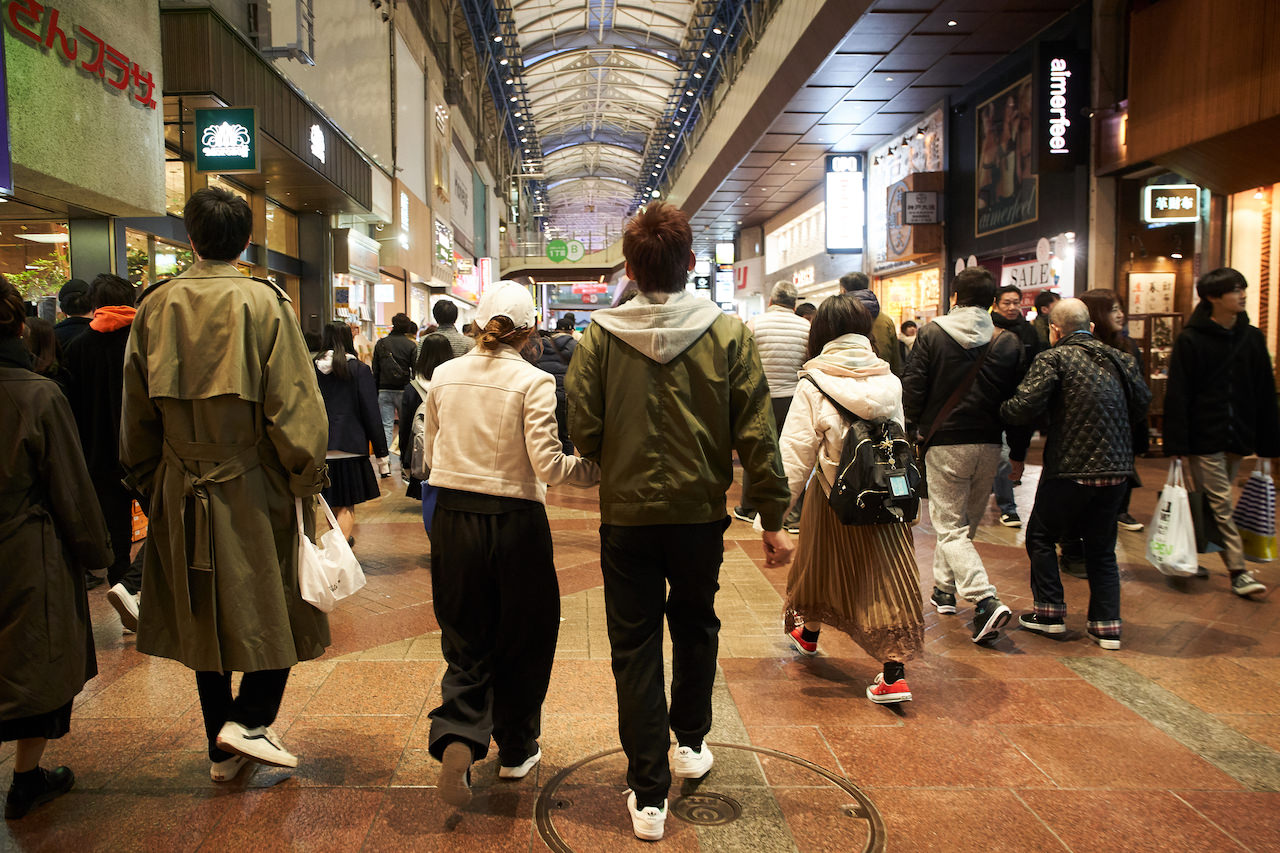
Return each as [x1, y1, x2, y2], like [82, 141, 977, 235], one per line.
[671, 792, 742, 826]
[534, 742, 885, 852]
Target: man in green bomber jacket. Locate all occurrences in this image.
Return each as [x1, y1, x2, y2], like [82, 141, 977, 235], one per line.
[566, 201, 793, 842]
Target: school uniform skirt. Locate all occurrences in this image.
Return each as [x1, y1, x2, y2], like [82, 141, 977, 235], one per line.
[322, 456, 381, 507]
[783, 479, 925, 664]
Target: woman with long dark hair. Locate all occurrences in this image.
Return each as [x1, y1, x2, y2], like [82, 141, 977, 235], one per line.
[778, 293, 925, 703]
[0, 275, 112, 818]
[22, 316, 70, 390]
[313, 322, 388, 544]
[398, 332, 456, 499]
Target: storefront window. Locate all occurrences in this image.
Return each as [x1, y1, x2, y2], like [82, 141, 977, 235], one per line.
[878, 267, 941, 326]
[126, 228, 193, 288]
[265, 200, 298, 257]
[165, 161, 188, 216]
[1, 222, 70, 301]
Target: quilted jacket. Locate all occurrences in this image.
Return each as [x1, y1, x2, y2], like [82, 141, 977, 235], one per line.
[999, 332, 1152, 480]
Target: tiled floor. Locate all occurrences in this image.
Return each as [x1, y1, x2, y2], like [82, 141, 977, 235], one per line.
[4, 450, 1280, 852]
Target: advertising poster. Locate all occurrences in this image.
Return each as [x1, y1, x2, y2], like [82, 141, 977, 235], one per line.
[975, 75, 1038, 237]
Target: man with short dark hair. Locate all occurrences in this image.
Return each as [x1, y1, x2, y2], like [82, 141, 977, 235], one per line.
[1001, 298, 1151, 650]
[989, 284, 1041, 528]
[373, 313, 417, 465]
[734, 280, 811, 532]
[1032, 290, 1060, 348]
[566, 201, 792, 841]
[1164, 267, 1280, 598]
[53, 279, 93, 348]
[121, 186, 330, 778]
[840, 271, 902, 374]
[795, 302, 816, 321]
[901, 267, 1026, 644]
[65, 274, 144, 631]
[429, 299, 473, 358]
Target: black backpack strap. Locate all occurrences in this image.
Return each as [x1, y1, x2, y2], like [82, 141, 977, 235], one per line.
[802, 374, 856, 424]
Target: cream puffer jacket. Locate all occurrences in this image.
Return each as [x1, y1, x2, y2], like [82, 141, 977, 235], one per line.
[423, 345, 598, 502]
[778, 333, 904, 513]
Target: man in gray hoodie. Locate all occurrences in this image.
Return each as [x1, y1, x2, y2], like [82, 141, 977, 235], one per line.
[901, 267, 1027, 644]
[566, 202, 792, 841]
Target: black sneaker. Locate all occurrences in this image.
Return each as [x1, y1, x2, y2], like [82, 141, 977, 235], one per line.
[1232, 571, 1267, 598]
[1117, 513, 1145, 532]
[1019, 612, 1067, 635]
[1059, 555, 1088, 579]
[999, 512, 1022, 528]
[731, 506, 758, 523]
[971, 597, 1011, 644]
[4, 766, 75, 820]
[930, 587, 957, 615]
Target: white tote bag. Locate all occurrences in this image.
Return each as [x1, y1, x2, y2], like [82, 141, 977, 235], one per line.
[1145, 460, 1199, 577]
[297, 495, 366, 612]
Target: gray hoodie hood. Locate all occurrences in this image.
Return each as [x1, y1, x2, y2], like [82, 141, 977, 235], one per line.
[933, 305, 995, 350]
[589, 290, 725, 364]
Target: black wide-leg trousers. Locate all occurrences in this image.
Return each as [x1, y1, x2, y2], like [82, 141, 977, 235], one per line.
[600, 518, 728, 806]
[427, 501, 560, 765]
[195, 668, 291, 762]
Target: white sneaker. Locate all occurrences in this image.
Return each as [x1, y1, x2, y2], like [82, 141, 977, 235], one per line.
[626, 790, 667, 841]
[107, 583, 140, 632]
[671, 741, 713, 779]
[210, 753, 250, 782]
[215, 721, 297, 768]
[498, 748, 541, 780]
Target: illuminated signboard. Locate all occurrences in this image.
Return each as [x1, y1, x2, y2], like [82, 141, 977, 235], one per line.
[1040, 43, 1088, 172]
[1143, 184, 1201, 223]
[195, 108, 259, 174]
[715, 242, 735, 265]
[310, 125, 326, 163]
[824, 154, 864, 254]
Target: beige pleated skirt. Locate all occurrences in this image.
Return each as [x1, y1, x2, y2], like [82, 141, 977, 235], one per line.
[783, 479, 925, 663]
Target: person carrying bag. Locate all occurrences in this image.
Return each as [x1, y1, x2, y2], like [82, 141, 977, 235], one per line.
[1146, 459, 1199, 577]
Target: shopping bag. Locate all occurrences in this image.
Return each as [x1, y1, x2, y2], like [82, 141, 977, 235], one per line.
[297, 495, 366, 612]
[1146, 460, 1199, 576]
[1232, 459, 1277, 563]
[1188, 489, 1225, 554]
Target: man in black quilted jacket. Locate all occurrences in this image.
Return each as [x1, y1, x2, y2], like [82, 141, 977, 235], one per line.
[1000, 298, 1151, 651]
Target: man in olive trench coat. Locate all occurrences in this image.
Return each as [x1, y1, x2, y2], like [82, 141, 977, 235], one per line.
[120, 188, 330, 775]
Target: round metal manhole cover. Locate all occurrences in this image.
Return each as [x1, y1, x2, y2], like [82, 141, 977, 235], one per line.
[670, 792, 742, 826]
[534, 742, 885, 852]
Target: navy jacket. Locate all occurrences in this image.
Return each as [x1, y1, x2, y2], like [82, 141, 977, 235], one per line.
[314, 357, 388, 457]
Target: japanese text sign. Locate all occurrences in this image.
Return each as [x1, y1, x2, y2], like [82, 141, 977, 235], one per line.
[195, 108, 258, 174]
[4, 0, 157, 109]
[1143, 185, 1200, 223]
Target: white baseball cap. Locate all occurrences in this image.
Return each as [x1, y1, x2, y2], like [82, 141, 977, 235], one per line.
[474, 280, 536, 330]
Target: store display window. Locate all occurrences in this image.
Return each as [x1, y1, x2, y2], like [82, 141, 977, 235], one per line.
[266, 200, 299, 257]
[126, 228, 193, 288]
[1, 222, 70, 302]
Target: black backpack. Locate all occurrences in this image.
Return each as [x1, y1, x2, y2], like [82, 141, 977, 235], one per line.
[806, 378, 921, 526]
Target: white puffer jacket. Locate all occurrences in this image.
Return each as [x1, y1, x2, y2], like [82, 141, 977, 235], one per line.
[778, 333, 904, 512]
[748, 304, 811, 398]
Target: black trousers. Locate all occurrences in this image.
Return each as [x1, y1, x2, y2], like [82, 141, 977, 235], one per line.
[427, 501, 560, 765]
[94, 480, 143, 594]
[195, 668, 290, 761]
[1026, 479, 1127, 631]
[601, 519, 727, 806]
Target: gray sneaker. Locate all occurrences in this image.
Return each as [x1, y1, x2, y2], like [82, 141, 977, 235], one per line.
[1232, 571, 1266, 598]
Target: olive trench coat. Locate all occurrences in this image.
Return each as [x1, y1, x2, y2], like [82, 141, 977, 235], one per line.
[120, 260, 331, 673]
[0, 338, 112, 722]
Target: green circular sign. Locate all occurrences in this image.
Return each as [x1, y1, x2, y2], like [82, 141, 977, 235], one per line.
[547, 239, 569, 262]
[566, 240, 586, 262]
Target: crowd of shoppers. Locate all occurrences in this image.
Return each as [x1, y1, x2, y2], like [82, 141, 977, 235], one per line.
[4, 184, 1278, 841]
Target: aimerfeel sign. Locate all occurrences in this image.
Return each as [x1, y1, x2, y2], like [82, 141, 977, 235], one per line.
[195, 108, 259, 174]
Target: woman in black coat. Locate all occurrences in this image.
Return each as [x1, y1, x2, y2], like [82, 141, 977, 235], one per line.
[0, 276, 112, 819]
[314, 323, 388, 545]
[399, 333, 457, 499]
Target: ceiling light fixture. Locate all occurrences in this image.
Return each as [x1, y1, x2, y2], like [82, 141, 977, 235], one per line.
[701, 50, 712, 58]
[500, 58, 508, 66]
[916, 126, 926, 138]
[947, 19, 957, 27]
[679, 106, 687, 112]
[885, 76, 894, 82]
[505, 77, 514, 84]
[1170, 235, 1184, 259]
[663, 143, 671, 149]
[668, 132, 676, 138]
[693, 71, 703, 79]
[686, 90, 694, 96]
[494, 35, 503, 42]
[1255, 188, 1265, 200]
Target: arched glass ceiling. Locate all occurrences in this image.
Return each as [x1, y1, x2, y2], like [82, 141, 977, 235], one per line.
[510, 0, 696, 238]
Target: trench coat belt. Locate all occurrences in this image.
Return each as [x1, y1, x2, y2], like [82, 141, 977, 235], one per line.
[161, 437, 264, 575]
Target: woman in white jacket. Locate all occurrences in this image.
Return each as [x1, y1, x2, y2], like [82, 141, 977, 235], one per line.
[778, 294, 925, 703]
[421, 282, 599, 807]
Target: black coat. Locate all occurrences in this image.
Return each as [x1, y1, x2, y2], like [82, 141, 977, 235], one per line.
[991, 312, 1043, 365]
[531, 332, 576, 399]
[901, 314, 1029, 455]
[1163, 305, 1280, 458]
[64, 325, 131, 483]
[314, 357, 389, 457]
[1000, 332, 1152, 480]
[372, 333, 416, 391]
[53, 316, 92, 350]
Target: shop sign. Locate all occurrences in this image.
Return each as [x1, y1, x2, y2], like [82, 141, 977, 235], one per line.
[1143, 184, 1200, 223]
[309, 125, 325, 163]
[792, 266, 815, 288]
[714, 265, 734, 303]
[824, 154, 864, 254]
[903, 192, 938, 224]
[715, 242, 735, 265]
[195, 108, 258, 174]
[546, 238, 585, 263]
[1000, 258, 1054, 290]
[571, 282, 608, 294]
[4, 1, 158, 109]
[434, 219, 453, 266]
[1039, 44, 1087, 172]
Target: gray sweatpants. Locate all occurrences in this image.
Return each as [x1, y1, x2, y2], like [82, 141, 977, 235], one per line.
[926, 444, 1001, 603]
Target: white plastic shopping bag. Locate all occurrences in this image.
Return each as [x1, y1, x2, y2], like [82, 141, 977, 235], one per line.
[297, 495, 366, 612]
[1146, 459, 1198, 577]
